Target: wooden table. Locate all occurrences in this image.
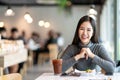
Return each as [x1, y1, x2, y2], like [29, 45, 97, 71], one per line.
[35, 72, 120, 80]
[0, 48, 28, 75]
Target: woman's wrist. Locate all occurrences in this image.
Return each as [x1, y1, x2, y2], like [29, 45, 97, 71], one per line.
[74, 53, 95, 61]
[90, 54, 95, 58]
[74, 55, 81, 61]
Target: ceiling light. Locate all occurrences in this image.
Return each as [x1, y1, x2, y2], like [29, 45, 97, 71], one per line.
[26, 18, 33, 23]
[24, 12, 33, 23]
[44, 22, 50, 28]
[38, 20, 44, 27]
[5, 6, 15, 16]
[89, 15, 96, 21]
[24, 12, 31, 20]
[0, 22, 4, 27]
[87, 5, 97, 21]
[88, 5, 97, 16]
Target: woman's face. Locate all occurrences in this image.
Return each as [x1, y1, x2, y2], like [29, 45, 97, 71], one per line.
[78, 21, 93, 45]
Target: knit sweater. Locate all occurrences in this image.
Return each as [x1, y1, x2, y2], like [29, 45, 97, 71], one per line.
[60, 42, 115, 73]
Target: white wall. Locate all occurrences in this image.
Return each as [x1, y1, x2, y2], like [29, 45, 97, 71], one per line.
[0, 5, 100, 48]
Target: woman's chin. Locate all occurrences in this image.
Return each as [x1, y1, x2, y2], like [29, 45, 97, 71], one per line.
[81, 41, 89, 45]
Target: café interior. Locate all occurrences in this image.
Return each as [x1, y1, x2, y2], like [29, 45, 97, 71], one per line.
[0, 0, 120, 80]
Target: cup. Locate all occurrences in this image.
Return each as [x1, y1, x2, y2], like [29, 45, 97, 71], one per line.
[52, 59, 62, 75]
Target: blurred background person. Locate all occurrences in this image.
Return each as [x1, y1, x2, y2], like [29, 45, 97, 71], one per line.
[27, 32, 43, 65]
[44, 30, 58, 52]
[8, 27, 20, 73]
[8, 27, 25, 73]
[19, 30, 28, 48]
[0, 27, 8, 39]
[9, 27, 20, 40]
[0, 27, 9, 74]
[17, 30, 28, 73]
[57, 32, 64, 51]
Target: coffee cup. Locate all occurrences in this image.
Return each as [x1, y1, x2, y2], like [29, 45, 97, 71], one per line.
[52, 59, 62, 75]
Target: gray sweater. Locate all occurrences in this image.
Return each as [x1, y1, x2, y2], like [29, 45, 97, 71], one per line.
[61, 42, 115, 73]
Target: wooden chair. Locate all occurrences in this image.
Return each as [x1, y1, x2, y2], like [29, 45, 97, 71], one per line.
[38, 44, 58, 65]
[0, 73, 22, 80]
[38, 52, 49, 65]
[20, 62, 27, 76]
[20, 50, 33, 76]
[27, 50, 33, 67]
[48, 44, 58, 60]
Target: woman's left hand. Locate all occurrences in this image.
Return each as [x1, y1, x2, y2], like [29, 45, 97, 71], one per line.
[85, 48, 95, 59]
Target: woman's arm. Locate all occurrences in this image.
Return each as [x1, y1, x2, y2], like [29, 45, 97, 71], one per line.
[92, 45, 116, 74]
[60, 45, 79, 73]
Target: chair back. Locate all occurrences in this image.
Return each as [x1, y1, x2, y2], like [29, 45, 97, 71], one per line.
[48, 44, 58, 60]
[0, 73, 22, 80]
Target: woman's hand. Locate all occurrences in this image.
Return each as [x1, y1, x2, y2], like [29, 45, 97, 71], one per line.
[74, 48, 87, 61]
[74, 48, 95, 61]
[85, 48, 95, 59]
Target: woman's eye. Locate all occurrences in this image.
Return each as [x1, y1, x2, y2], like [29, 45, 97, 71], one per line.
[87, 29, 91, 31]
[80, 28, 84, 30]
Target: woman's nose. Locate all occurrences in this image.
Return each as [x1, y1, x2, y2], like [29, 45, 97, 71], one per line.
[83, 30, 87, 35]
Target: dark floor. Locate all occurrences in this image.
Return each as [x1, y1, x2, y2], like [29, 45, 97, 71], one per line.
[23, 62, 53, 80]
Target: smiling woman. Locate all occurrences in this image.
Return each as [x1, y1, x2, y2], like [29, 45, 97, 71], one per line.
[60, 15, 115, 75]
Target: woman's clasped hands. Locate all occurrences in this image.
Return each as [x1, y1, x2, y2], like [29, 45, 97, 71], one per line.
[75, 48, 95, 61]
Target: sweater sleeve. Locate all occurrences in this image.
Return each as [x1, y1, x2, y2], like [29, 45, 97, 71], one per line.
[60, 45, 78, 73]
[92, 45, 116, 73]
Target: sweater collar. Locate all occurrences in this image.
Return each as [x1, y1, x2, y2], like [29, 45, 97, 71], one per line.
[78, 41, 93, 48]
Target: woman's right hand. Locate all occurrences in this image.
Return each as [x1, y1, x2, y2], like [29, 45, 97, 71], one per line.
[74, 48, 88, 61]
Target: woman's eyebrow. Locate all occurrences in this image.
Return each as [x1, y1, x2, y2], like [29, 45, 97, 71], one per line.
[87, 28, 92, 29]
[80, 26, 85, 28]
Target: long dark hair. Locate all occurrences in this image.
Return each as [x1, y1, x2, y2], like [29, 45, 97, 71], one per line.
[72, 15, 99, 45]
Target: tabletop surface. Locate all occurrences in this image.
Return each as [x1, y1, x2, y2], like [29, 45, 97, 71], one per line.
[35, 72, 120, 80]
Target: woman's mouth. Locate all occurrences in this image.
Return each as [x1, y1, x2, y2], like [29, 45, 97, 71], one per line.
[81, 36, 88, 39]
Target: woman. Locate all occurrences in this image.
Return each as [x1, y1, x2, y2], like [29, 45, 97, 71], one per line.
[61, 15, 115, 75]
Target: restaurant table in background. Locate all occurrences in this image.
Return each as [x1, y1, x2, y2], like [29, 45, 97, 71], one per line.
[0, 48, 27, 75]
[35, 72, 120, 80]
[0, 40, 28, 75]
